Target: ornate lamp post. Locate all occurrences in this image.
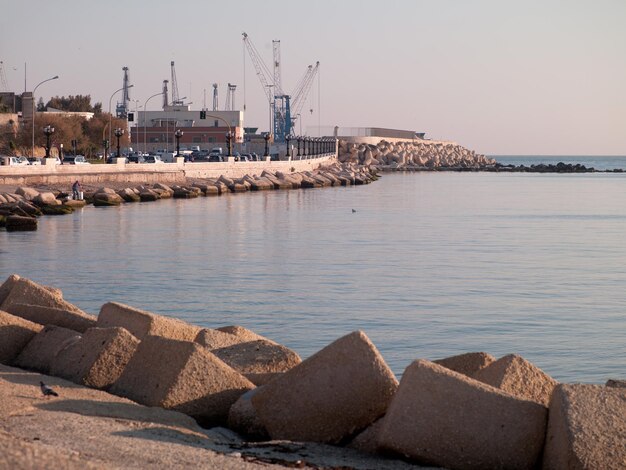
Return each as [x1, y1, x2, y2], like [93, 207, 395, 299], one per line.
[297, 136, 301, 158]
[263, 133, 270, 157]
[174, 129, 183, 157]
[285, 134, 291, 158]
[114, 128, 124, 159]
[43, 125, 54, 158]
[225, 131, 233, 157]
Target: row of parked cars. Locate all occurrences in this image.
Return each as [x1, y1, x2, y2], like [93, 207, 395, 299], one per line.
[0, 155, 91, 166]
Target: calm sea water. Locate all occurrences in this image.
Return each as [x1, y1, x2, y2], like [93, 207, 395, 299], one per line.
[2, 161, 625, 383]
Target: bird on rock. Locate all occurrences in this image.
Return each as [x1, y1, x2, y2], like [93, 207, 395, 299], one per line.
[40, 381, 59, 398]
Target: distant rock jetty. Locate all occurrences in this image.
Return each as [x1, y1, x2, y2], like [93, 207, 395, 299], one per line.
[1, 273, 624, 469]
[338, 139, 496, 170]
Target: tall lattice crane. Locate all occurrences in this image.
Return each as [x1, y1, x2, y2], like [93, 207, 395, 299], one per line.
[116, 66, 131, 118]
[242, 32, 318, 142]
[170, 61, 184, 106]
[212, 83, 218, 111]
[225, 83, 236, 111]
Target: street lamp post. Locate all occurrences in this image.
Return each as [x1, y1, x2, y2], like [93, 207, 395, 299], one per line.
[31, 75, 59, 157]
[143, 92, 162, 154]
[264, 133, 270, 157]
[108, 85, 134, 158]
[174, 129, 183, 157]
[225, 132, 232, 157]
[114, 128, 124, 159]
[297, 136, 301, 158]
[43, 125, 54, 158]
[285, 135, 291, 158]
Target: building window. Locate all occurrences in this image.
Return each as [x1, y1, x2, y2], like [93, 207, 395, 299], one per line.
[208, 137, 216, 143]
[192, 136, 201, 143]
[214, 120, 218, 127]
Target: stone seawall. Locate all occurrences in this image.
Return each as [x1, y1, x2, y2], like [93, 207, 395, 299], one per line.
[0, 154, 336, 187]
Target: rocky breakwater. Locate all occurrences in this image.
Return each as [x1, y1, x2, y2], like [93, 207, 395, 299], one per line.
[0, 163, 378, 231]
[338, 139, 496, 171]
[1, 273, 625, 469]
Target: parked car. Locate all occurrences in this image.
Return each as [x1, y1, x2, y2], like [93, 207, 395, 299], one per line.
[144, 155, 163, 164]
[62, 155, 90, 165]
[209, 147, 224, 156]
[207, 155, 223, 162]
[128, 155, 146, 164]
[27, 157, 42, 165]
[106, 156, 129, 164]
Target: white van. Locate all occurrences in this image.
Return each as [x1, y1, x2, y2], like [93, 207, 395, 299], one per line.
[0, 156, 29, 166]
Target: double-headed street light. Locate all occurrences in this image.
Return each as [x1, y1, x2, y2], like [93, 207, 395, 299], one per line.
[114, 128, 124, 159]
[31, 75, 59, 157]
[43, 125, 55, 158]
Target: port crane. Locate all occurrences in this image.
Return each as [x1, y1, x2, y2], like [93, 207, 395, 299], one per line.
[170, 61, 184, 106]
[115, 66, 131, 118]
[242, 32, 319, 142]
[225, 83, 236, 111]
[212, 83, 218, 111]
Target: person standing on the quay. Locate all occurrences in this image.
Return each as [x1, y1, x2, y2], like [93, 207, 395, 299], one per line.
[72, 180, 81, 200]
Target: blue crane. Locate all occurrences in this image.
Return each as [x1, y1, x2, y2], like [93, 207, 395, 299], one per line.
[242, 32, 318, 143]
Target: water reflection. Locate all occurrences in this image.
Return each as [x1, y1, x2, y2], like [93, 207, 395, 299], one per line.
[2, 172, 626, 382]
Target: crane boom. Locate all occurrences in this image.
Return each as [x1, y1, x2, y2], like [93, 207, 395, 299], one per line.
[291, 61, 319, 122]
[272, 40, 283, 96]
[242, 32, 273, 102]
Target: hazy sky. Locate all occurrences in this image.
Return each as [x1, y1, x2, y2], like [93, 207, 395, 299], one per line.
[2, 0, 625, 155]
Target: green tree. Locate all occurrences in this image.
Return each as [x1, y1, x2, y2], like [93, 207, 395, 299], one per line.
[46, 95, 96, 112]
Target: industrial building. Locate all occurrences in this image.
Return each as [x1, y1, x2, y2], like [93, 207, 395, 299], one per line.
[130, 104, 244, 153]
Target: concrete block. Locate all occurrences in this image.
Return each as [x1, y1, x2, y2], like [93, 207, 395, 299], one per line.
[97, 302, 200, 341]
[110, 335, 254, 425]
[6, 303, 97, 333]
[50, 327, 139, 390]
[211, 339, 301, 385]
[14, 325, 81, 374]
[543, 384, 626, 470]
[347, 418, 384, 455]
[0, 277, 94, 331]
[472, 354, 558, 406]
[216, 325, 277, 345]
[434, 351, 495, 377]
[0, 310, 43, 364]
[0, 274, 21, 306]
[251, 331, 398, 443]
[228, 388, 268, 439]
[377, 360, 547, 470]
[194, 328, 243, 349]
